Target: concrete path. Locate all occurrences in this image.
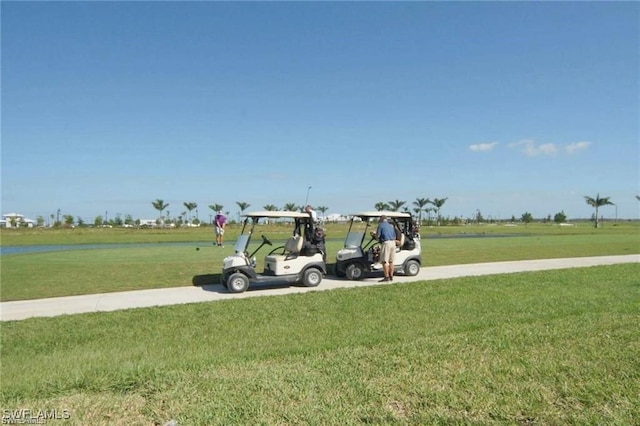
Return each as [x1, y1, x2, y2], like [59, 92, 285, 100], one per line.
[2, 255, 638, 322]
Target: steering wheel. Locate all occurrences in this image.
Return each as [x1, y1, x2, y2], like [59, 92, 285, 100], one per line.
[261, 235, 273, 246]
[364, 235, 377, 250]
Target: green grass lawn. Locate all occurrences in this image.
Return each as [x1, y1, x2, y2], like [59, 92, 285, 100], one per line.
[2, 221, 638, 246]
[1, 264, 638, 424]
[1, 224, 638, 301]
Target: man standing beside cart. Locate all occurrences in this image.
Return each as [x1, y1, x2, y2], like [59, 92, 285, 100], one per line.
[371, 215, 396, 282]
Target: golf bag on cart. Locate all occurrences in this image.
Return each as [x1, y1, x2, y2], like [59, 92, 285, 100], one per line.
[303, 224, 326, 261]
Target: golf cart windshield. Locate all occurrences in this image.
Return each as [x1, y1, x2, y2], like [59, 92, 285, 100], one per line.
[234, 234, 250, 253]
[345, 231, 365, 248]
[344, 216, 372, 248]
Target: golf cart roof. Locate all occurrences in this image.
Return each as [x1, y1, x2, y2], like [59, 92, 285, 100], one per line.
[350, 211, 412, 219]
[242, 211, 310, 219]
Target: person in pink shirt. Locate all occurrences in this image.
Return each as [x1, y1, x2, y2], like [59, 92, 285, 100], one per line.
[214, 211, 227, 247]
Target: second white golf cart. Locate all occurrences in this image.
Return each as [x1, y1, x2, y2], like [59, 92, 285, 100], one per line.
[221, 211, 327, 293]
[335, 211, 422, 280]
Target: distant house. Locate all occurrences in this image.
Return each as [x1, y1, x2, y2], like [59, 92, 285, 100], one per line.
[1, 213, 35, 228]
[324, 213, 350, 223]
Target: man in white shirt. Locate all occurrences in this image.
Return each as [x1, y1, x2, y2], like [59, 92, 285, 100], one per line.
[305, 205, 318, 223]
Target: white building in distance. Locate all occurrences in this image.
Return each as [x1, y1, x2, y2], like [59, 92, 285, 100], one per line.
[1, 213, 36, 228]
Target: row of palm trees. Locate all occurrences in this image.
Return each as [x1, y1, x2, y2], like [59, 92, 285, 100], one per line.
[375, 198, 449, 226]
[150, 197, 448, 225]
[380, 194, 624, 228]
[151, 193, 628, 227]
[151, 196, 441, 225]
[150, 199, 330, 224]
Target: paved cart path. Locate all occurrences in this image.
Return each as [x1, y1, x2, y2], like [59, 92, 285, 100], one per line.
[2, 255, 638, 322]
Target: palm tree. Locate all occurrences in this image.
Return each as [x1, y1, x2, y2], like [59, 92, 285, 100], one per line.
[283, 202, 297, 211]
[412, 197, 430, 226]
[258, 204, 277, 224]
[430, 197, 448, 226]
[315, 206, 328, 223]
[236, 201, 251, 217]
[208, 204, 224, 225]
[388, 200, 406, 212]
[151, 199, 169, 225]
[374, 202, 390, 211]
[424, 207, 435, 226]
[183, 202, 198, 223]
[584, 193, 614, 228]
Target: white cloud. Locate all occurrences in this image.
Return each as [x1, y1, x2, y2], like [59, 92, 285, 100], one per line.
[469, 142, 499, 152]
[538, 143, 558, 156]
[509, 139, 558, 157]
[565, 141, 591, 154]
[488, 138, 591, 157]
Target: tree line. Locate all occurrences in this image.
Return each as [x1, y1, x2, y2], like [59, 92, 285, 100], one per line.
[149, 200, 330, 227]
[29, 193, 630, 228]
[377, 194, 620, 228]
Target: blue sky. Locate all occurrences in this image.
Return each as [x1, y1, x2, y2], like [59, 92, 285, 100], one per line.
[2, 1, 638, 223]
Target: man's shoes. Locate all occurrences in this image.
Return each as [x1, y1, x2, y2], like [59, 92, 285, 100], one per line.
[379, 277, 390, 282]
[390, 276, 393, 281]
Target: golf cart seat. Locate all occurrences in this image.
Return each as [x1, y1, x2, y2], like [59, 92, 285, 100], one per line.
[265, 235, 303, 263]
[395, 232, 405, 252]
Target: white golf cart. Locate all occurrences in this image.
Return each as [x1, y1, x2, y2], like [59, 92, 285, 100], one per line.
[335, 211, 422, 280]
[221, 211, 327, 293]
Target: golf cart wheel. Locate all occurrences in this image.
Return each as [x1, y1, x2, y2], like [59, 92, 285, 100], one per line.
[227, 273, 249, 293]
[345, 263, 365, 281]
[404, 260, 420, 276]
[302, 268, 322, 287]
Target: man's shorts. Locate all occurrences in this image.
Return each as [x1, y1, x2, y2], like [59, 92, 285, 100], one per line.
[215, 227, 225, 236]
[379, 240, 396, 264]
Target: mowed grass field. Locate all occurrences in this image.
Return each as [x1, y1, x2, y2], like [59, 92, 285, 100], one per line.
[1, 265, 638, 424]
[1, 222, 638, 301]
[1, 223, 638, 424]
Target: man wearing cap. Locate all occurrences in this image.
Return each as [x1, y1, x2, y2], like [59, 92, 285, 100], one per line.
[371, 215, 396, 282]
[214, 211, 226, 247]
